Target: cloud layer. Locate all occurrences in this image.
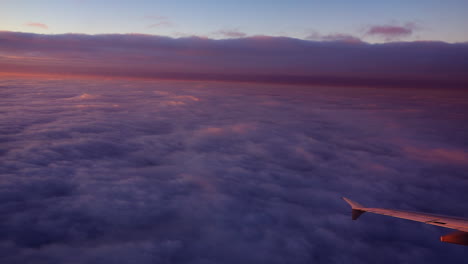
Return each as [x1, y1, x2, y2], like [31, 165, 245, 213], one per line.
[0, 76, 467, 263]
[1, 31, 467, 88]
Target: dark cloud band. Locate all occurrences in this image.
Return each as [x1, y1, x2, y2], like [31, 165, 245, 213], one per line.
[1, 31, 467, 88]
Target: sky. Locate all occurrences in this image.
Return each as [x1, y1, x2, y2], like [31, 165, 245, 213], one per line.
[1, 0, 468, 43]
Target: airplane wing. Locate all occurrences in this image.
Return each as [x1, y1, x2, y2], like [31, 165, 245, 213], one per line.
[342, 197, 468, 246]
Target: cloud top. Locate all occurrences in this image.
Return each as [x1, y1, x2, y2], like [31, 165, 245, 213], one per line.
[1, 31, 467, 88]
[214, 29, 247, 38]
[366, 23, 417, 40]
[0, 77, 467, 263]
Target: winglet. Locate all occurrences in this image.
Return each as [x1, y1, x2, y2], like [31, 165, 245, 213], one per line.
[342, 197, 366, 220]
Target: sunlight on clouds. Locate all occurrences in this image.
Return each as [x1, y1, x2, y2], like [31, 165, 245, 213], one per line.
[66, 93, 99, 100]
[0, 77, 467, 263]
[404, 146, 468, 165]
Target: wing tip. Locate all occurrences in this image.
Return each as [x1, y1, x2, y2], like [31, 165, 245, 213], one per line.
[342, 197, 364, 209]
[342, 197, 366, 220]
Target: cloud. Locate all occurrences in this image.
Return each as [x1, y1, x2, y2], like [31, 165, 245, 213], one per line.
[321, 34, 362, 43]
[404, 146, 468, 165]
[148, 21, 172, 28]
[213, 29, 247, 38]
[366, 23, 417, 40]
[306, 32, 362, 43]
[65, 93, 99, 100]
[0, 31, 467, 89]
[0, 77, 467, 263]
[145, 15, 173, 28]
[25, 22, 48, 30]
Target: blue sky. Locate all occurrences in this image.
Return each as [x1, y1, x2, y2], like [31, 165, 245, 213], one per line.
[1, 0, 468, 42]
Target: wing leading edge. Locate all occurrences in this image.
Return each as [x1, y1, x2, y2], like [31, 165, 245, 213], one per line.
[342, 197, 468, 246]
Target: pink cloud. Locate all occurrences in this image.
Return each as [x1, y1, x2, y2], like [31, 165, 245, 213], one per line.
[404, 146, 468, 165]
[366, 23, 417, 40]
[197, 124, 255, 136]
[25, 22, 48, 30]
